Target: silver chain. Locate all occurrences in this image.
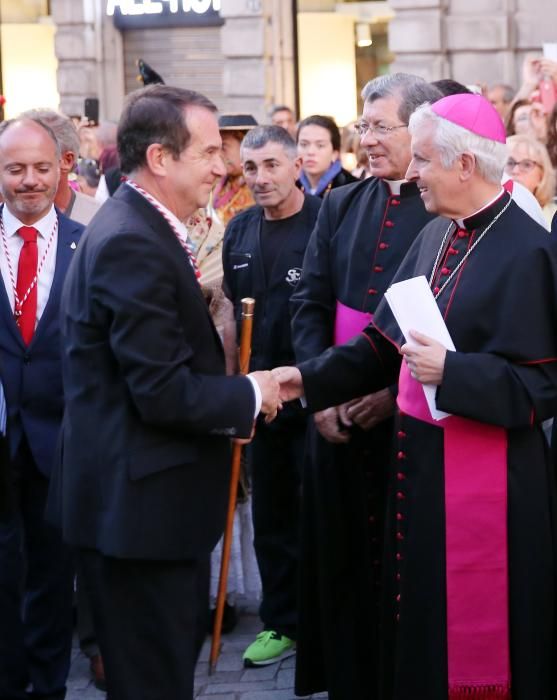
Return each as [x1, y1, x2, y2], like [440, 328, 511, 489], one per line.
[428, 198, 512, 300]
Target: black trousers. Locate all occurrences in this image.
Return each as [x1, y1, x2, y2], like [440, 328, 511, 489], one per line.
[0, 438, 74, 700]
[250, 418, 306, 639]
[78, 549, 209, 700]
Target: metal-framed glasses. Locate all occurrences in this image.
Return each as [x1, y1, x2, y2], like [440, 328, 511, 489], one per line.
[354, 121, 408, 137]
[504, 157, 542, 173]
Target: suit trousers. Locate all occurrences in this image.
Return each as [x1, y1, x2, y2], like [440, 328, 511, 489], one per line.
[0, 437, 74, 700]
[251, 419, 306, 639]
[78, 548, 210, 700]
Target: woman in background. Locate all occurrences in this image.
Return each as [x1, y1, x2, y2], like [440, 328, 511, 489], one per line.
[297, 115, 357, 197]
[505, 133, 557, 227]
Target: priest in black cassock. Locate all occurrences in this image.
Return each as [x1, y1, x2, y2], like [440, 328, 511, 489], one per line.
[277, 93, 557, 700]
[290, 74, 441, 700]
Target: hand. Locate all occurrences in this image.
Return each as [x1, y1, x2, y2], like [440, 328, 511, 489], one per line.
[250, 370, 281, 422]
[271, 366, 304, 402]
[521, 56, 542, 89]
[540, 58, 557, 84]
[314, 407, 351, 444]
[401, 330, 447, 385]
[338, 389, 396, 431]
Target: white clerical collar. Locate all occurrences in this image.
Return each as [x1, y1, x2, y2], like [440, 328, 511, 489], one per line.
[2, 204, 57, 239]
[126, 181, 189, 241]
[455, 188, 505, 228]
[384, 179, 406, 196]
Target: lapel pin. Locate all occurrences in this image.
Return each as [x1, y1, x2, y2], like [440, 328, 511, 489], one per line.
[70, 241, 77, 250]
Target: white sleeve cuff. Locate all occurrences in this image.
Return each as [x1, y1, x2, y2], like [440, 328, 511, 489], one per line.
[246, 374, 262, 418]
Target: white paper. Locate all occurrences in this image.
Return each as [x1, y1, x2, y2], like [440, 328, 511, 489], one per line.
[385, 276, 455, 420]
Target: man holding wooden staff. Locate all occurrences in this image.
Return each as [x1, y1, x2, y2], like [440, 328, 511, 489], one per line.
[222, 125, 321, 667]
[48, 85, 281, 700]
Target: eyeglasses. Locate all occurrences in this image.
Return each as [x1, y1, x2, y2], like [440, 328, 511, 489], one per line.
[354, 121, 408, 137]
[504, 158, 542, 173]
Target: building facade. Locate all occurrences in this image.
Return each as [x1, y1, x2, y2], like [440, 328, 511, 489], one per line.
[3, 0, 556, 126]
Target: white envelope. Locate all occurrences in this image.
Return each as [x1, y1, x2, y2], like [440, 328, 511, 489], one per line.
[385, 275, 455, 420]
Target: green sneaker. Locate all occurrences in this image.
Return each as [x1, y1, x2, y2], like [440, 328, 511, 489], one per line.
[243, 630, 296, 667]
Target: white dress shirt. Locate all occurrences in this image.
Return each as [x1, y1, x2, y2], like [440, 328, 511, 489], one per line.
[0, 204, 58, 327]
[127, 183, 262, 417]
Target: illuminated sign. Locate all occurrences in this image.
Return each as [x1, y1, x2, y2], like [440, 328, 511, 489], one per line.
[107, 0, 222, 28]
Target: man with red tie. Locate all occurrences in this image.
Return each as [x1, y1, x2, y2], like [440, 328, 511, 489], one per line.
[0, 117, 84, 700]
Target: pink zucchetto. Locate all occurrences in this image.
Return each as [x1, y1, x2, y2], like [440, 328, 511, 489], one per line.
[431, 93, 506, 144]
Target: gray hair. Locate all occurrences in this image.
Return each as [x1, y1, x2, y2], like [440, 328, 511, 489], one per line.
[408, 102, 507, 184]
[240, 125, 298, 160]
[361, 73, 443, 124]
[0, 117, 62, 159]
[21, 108, 80, 159]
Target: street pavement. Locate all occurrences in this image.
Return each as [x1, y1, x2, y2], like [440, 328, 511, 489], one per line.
[66, 598, 328, 699]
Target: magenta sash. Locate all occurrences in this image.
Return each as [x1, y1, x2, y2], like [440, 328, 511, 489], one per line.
[397, 363, 511, 699]
[334, 300, 373, 345]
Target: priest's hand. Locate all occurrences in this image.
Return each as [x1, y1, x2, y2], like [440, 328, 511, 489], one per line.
[271, 366, 304, 403]
[314, 407, 351, 444]
[338, 389, 396, 431]
[401, 330, 447, 385]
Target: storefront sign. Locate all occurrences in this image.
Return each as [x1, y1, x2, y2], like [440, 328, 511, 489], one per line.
[107, 0, 222, 28]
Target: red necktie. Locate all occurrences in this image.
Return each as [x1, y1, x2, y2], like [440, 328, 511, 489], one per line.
[16, 226, 38, 344]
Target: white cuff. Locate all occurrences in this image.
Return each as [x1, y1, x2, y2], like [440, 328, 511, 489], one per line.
[246, 374, 262, 418]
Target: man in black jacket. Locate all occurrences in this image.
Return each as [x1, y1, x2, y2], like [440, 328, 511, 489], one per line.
[223, 125, 321, 667]
[52, 85, 280, 700]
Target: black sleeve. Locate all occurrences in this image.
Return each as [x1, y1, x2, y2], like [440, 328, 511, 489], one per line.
[290, 196, 336, 362]
[92, 231, 255, 437]
[300, 326, 401, 413]
[436, 351, 557, 428]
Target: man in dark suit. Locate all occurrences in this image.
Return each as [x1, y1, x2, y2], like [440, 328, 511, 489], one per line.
[0, 117, 84, 700]
[53, 85, 280, 700]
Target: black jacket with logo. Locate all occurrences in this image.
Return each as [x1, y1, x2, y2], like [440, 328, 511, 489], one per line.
[222, 194, 321, 373]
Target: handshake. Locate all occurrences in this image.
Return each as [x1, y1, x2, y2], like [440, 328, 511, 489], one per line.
[249, 367, 305, 420]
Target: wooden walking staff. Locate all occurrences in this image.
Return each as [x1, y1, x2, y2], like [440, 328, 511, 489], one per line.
[209, 297, 255, 674]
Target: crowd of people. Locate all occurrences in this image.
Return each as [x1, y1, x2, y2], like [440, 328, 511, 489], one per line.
[0, 50, 557, 700]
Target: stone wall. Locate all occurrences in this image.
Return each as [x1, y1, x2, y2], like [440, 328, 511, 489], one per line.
[389, 0, 557, 87]
[51, 0, 124, 120]
[220, 0, 296, 122]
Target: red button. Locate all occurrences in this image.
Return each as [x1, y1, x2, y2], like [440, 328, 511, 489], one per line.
[396, 573, 401, 581]
[396, 491, 405, 500]
[396, 513, 404, 521]
[441, 266, 450, 275]
[396, 472, 406, 481]
[396, 553, 403, 561]
[384, 220, 394, 228]
[434, 286, 440, 294]
[368, 288, 377, 295]
[396, 613, 400, 622]
[391, 199, 400, 206]
[397, 430, 406, 439]
[448, 247, 458, 255]
[458, 230, 468, 238]
[379, 242, 389, 250]
[397, 451, 406, 460]
[374, 265, 383, 272]
[396, 594, 401, 602]
[397, 532, 404, 541]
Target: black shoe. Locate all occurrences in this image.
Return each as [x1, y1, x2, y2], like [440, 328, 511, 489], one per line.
[209, 602, 238, 634]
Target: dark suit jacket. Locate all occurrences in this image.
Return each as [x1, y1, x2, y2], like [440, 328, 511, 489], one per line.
[54, 184, 255, 561]
[0, 206, 84, 476]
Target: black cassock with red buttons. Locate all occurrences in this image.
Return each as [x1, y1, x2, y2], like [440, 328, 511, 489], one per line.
[300, 192, 557, 700]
